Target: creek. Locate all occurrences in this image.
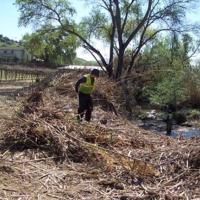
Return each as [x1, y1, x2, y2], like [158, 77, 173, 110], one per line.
[137, 109, 200, 138]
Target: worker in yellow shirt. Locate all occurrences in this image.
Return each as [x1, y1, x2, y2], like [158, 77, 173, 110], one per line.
[75, 69, 100, 122]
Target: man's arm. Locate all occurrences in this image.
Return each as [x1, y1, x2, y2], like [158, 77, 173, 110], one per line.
[75, 77, 86, 93]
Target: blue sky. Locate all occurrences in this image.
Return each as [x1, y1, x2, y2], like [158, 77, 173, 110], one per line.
[0, 0, 89, 40]
[0, 0, 27, 40]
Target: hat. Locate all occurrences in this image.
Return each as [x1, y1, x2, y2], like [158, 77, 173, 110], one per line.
[91, 69, 100, 77]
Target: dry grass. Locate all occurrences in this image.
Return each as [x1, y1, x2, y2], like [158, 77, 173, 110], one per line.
[0, 70, 199, 199]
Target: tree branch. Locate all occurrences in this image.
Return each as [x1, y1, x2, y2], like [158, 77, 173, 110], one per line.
[121, 0, 135, 32]
[124, 0, 153, 48]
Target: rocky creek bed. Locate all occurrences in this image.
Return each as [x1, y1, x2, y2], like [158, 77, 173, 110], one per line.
[136, 109, 200, 138]
[0, 70, 199, 199]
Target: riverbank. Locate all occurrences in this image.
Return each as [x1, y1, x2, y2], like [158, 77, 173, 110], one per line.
[0, 69, 199, 199]
[135, 108, 200, 138]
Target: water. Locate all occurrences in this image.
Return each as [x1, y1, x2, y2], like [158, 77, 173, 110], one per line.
[171, 127, 200, 138]
[137, 119, 200, 138]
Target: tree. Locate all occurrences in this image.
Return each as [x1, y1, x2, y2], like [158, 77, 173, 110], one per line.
[15, 0, 197, 78]
[141, 34, 198, 107]
[0, 34, 20, 47]
[22, 25, 78, 65]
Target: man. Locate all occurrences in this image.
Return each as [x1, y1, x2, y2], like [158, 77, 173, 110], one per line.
[75, 69, 100, 122]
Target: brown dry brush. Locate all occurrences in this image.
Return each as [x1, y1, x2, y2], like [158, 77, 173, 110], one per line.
[0, 71, 200, 199]
[0, 88, 157, 179]
[55, 74, 119, 115]
[140, 138, 200, 199]
[1, 112, 157, 177]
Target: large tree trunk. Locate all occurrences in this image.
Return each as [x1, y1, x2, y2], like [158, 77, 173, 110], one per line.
[106, 64, 113, 78]
[115, 49, 125, 79]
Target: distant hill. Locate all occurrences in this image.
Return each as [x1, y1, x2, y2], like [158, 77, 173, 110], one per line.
[73, 57, 98, 66]
[0, 34, 21, 47]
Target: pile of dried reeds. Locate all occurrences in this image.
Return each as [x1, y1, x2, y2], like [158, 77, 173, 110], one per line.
[0, 69, 199, 199]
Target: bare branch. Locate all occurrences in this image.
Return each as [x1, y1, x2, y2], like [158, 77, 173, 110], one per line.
[124, 0, 153, 48]
[121, 0, 136, 32]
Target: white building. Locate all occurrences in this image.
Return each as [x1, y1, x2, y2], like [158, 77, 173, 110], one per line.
[0, 47, 32, 64]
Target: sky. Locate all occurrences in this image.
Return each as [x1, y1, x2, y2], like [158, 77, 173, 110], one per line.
[0, 0, 29, 41]
[0, 0, 89, 40]
[0, 0, 200, 61]
[0, 0, 98, 60]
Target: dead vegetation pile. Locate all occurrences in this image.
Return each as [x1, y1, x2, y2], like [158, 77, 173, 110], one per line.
[0, 70, 199, 199]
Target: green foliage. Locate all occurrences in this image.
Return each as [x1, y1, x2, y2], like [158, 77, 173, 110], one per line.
[184, 68, 200, 107]
[22, 25, 78, 65]
[15, 0, 75, 27]
[79, 9, 107, 40]
[173, 111, 187, 124]
[141, 34, 194, 107]
[0, 34, 20, 47]
[137, 39, 171, 71]
[73, 57, 98, 66]
[187, 109, 200, 120]
[145, 71, 187, 106]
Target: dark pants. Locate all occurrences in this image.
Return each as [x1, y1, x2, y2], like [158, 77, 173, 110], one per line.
[77, 92, 93, 122]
